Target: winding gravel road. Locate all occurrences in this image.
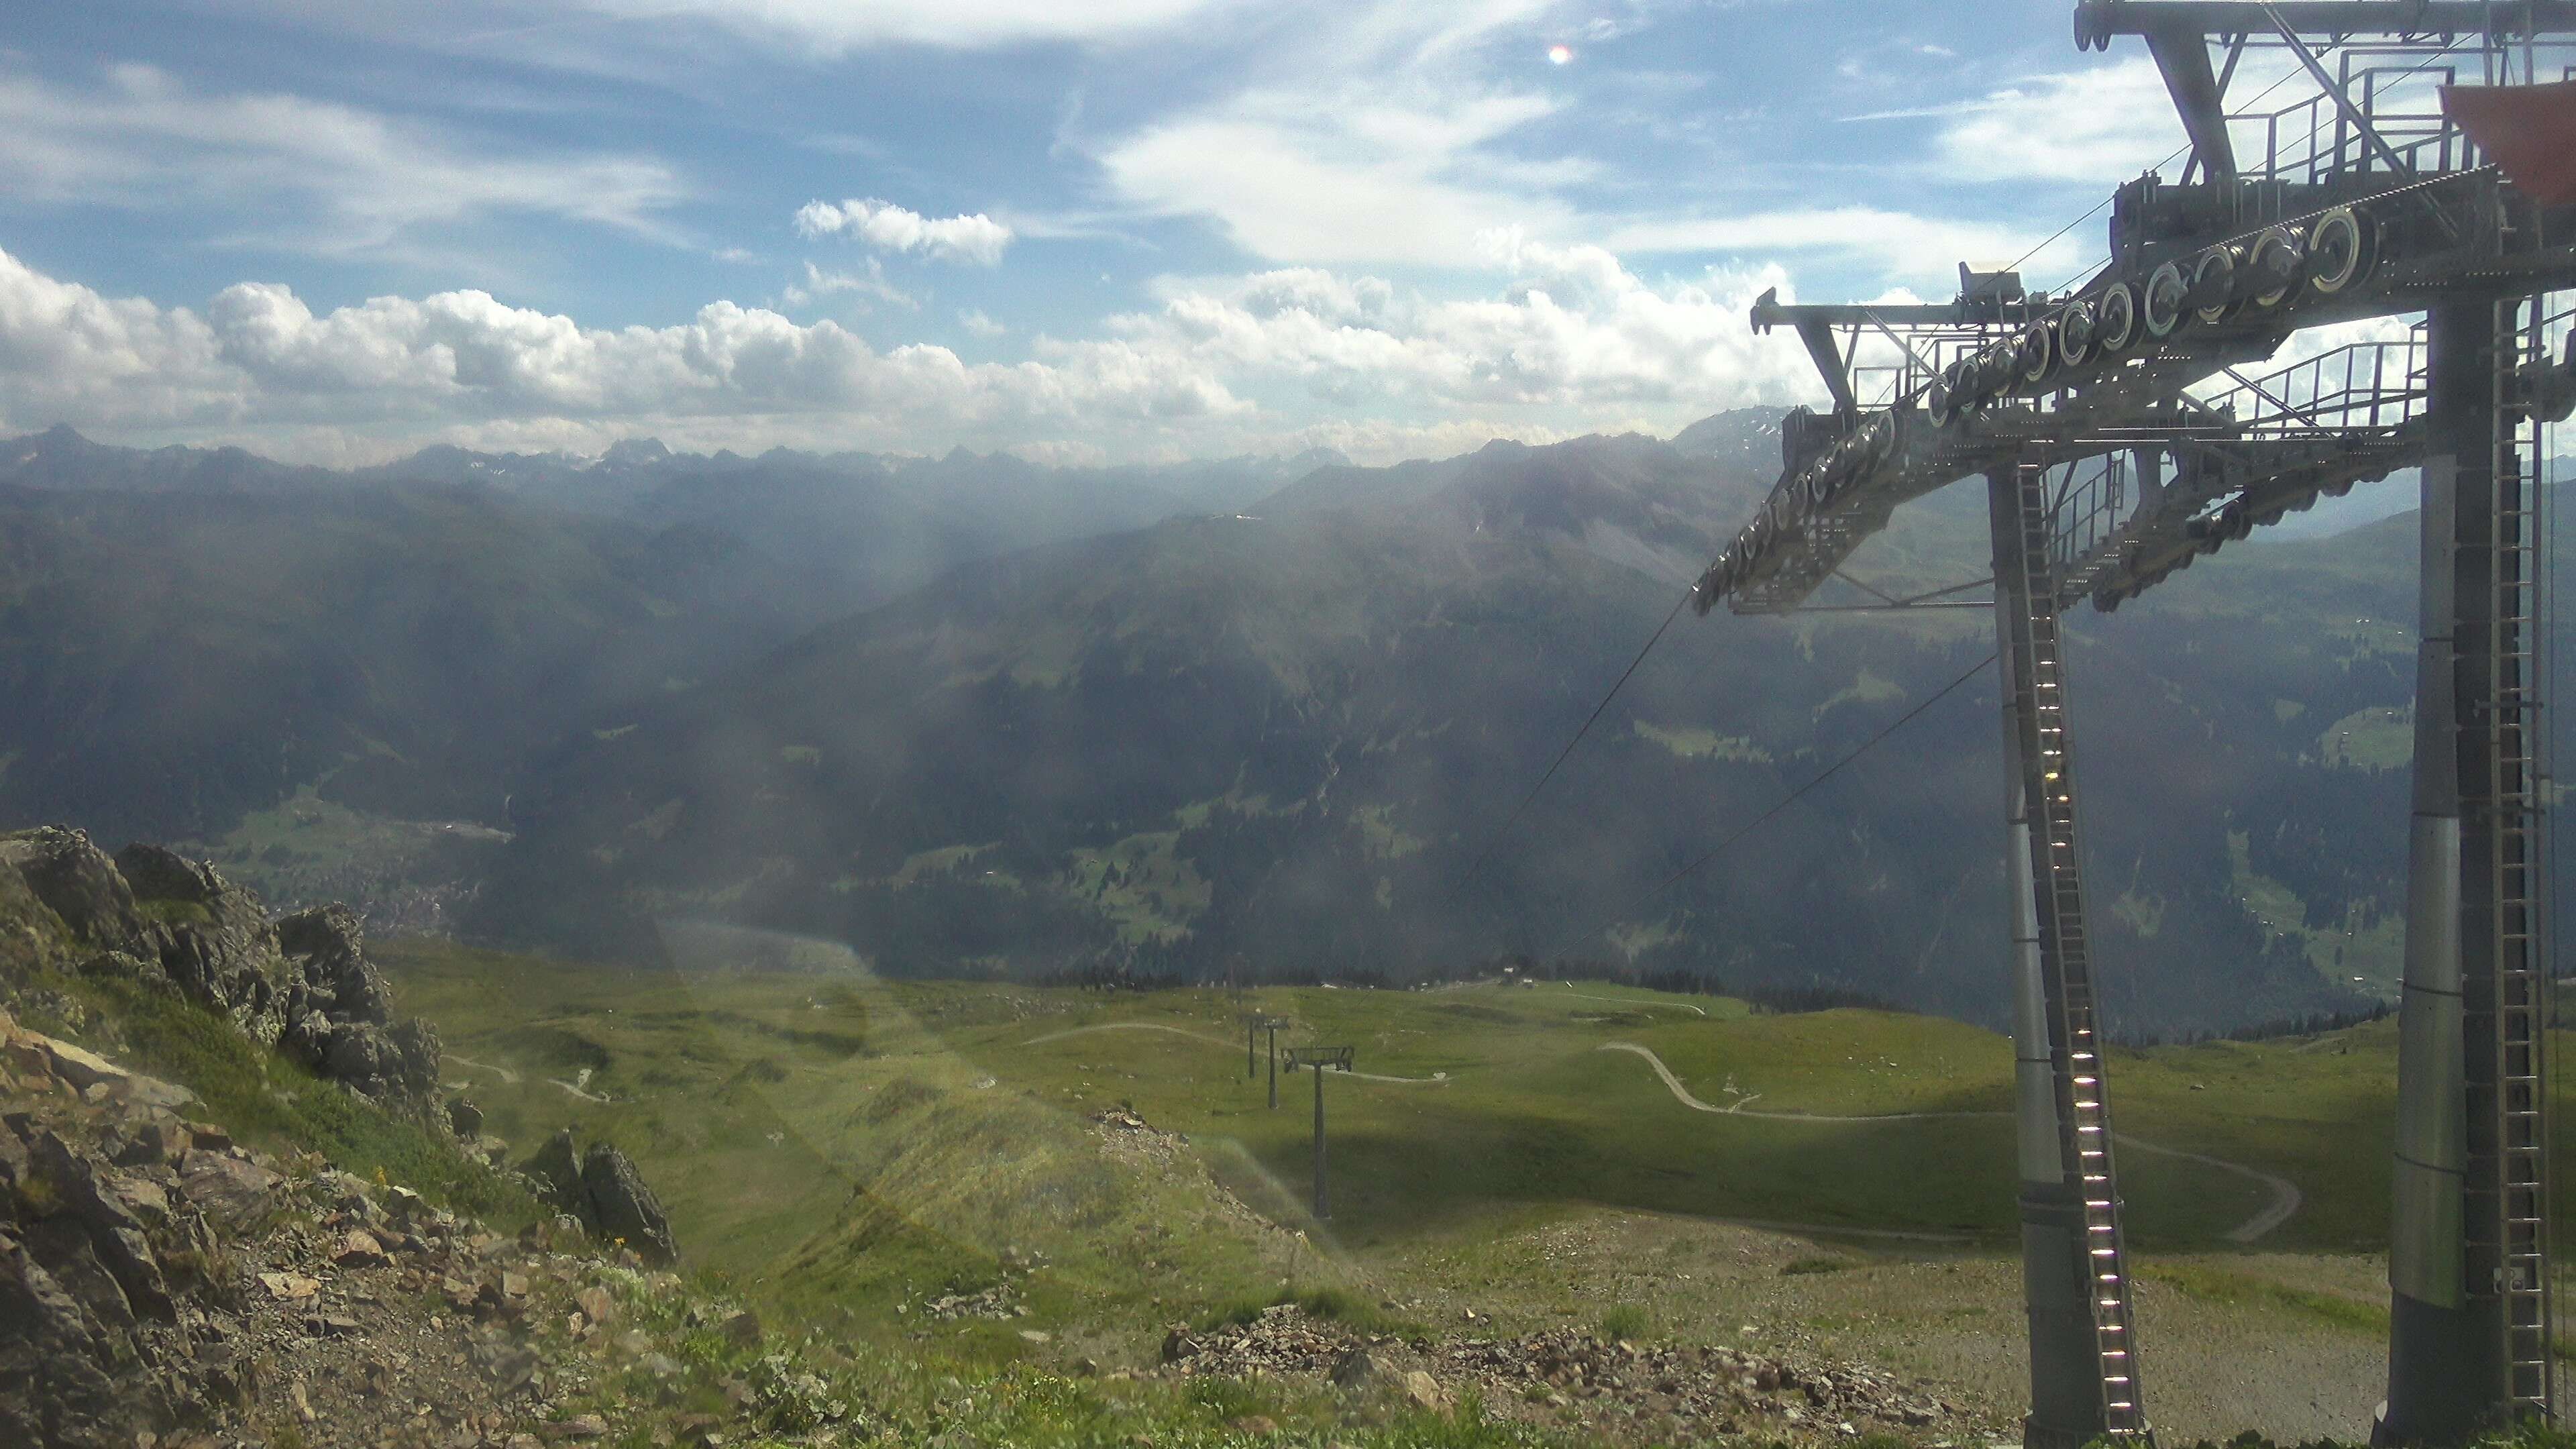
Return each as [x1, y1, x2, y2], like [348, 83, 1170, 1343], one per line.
[1597, 1042, 2302, 1244]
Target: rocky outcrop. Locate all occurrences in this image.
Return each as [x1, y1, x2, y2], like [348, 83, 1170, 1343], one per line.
[580, 1144, 679, 1267]
[3, 828, 146, 949]
[272, 904, 440, 1104]
[0, 1010, 236, 1447]
[522, 1129, 680, 1265]
[1, 828, 443, 1109]
[525, 1128, 583, 1204]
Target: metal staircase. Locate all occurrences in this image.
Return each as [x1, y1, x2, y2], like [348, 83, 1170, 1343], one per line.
[2479, 293, 2555, 1420]
[2002, 459, 2149, 1440]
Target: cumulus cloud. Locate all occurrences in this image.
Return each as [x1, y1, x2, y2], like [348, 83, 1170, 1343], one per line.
[0, 63, 688, 256]
[795, 199, 1014, 265]
[0, 241, 1816, 464]
[959, 309, 1007, 337]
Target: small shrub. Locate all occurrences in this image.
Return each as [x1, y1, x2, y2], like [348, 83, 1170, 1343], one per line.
[1184, 1375, 1267, 1421]
[1595, 1303, 1648, 1342]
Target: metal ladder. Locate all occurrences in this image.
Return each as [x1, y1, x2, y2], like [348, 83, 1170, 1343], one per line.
[2007, 460, 2150, 1440]
[2483, 292, 2555, 1419]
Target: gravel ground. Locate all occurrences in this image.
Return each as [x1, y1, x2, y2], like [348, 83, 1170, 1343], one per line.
[1358, 1208, 2389, 1444]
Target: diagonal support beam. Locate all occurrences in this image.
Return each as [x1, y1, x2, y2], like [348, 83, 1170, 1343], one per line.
[1796, 318, 1860, 414]
[2263, 5, 2417, 176]
[2145, 23, 2239, 184]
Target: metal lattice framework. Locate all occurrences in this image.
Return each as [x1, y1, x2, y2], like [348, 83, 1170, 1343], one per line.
[1686, 5, 2576, 1444]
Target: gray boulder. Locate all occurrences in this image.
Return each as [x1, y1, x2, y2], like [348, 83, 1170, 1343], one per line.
[24, 1130, 173, 1322]
[580, 1144, 678, 1265]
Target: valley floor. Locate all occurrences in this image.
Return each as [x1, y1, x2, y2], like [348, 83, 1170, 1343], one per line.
[378, 936, 2516, 1444]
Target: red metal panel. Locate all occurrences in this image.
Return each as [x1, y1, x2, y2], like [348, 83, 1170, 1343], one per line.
[2443, 82, 2576, 206]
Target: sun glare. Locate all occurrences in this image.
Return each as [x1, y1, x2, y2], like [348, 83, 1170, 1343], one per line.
[1546, 42, 1574, 65]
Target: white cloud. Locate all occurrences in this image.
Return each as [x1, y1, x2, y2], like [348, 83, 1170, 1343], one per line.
[1925, 58, 2186, 184]
[0, 63, 688, 256]
[1603, 207, 2080, 292]
[794, 199, 1014, 265]
[781, 259, 918, 311]
[1081, 235, 1815, 412]
[582, 0, 1237, 53]
[1099, 87, 1576, 265]
[959, 309, 1007, 337]
[0, 241, 1817, 465]
[1082, 0, 1599, 268]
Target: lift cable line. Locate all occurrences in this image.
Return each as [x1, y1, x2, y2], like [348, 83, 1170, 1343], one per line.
[1444, 585, 1697, 904]
[1540, 651, 1998, 960]
[1994, 34, 2337, 284]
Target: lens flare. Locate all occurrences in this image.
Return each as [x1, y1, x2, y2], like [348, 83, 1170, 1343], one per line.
[1546, 43, 1574, 65]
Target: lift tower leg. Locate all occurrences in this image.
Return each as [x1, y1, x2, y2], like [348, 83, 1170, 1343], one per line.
[2381, 298, 2554, 1444]
[1991, 464, 2149, 1449]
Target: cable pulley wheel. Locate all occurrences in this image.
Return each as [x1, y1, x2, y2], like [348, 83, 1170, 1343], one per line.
[2094, 283, 2137, 354]
[2304, 206, 2371, 296]
[2056, 299, 2096, 368]
[2018, 321, 2054, 384]
[2142, 262, 2188, 340]
[2247, 227, 2301, 309]
[1979, 343, 2018, 402]
[2190, 246, 2240, 326]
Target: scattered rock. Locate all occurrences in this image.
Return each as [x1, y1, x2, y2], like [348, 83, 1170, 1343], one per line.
[334, 1230, 389, 1269]
[1404, 1369, 1449, 1411]
[178, 1150, 277, 1227]
[260, 1272, 321, 1301]
[1330, 1346, 1383, 1391]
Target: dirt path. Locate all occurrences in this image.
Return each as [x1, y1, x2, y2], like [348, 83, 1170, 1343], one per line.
[1599, 1042, 2301, 1243]
[1560, 989, 1709, 1018]
[1022, 1022, 1449, 1081]
[447, 1053, 616, 1104]
[2114, 1136, 2306, 1244]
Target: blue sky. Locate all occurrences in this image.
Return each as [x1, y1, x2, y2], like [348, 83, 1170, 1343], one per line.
[0, 0, 2210, 466]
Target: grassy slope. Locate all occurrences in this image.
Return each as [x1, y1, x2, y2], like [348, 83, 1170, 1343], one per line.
[378, 938, 2502, 1358]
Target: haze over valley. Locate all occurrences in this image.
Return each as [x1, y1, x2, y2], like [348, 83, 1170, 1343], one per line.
[0, 415, 2482, 1036]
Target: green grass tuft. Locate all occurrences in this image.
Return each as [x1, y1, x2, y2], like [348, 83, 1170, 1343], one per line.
[1594, 1303, 1648, 1342]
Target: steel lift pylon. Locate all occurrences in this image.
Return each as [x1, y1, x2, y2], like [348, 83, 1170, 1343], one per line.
[1675, 3, 2576, 1442]
[2383, 293, 2555, 1443]
[1994, 460, 2145, 1445]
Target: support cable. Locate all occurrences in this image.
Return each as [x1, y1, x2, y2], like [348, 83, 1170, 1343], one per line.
[1536, 651, 1998, 957]
[1445, 586, 1696, 902]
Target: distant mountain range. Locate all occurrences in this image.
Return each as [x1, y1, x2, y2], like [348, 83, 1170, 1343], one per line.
[0, 412, 2524, 1034]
